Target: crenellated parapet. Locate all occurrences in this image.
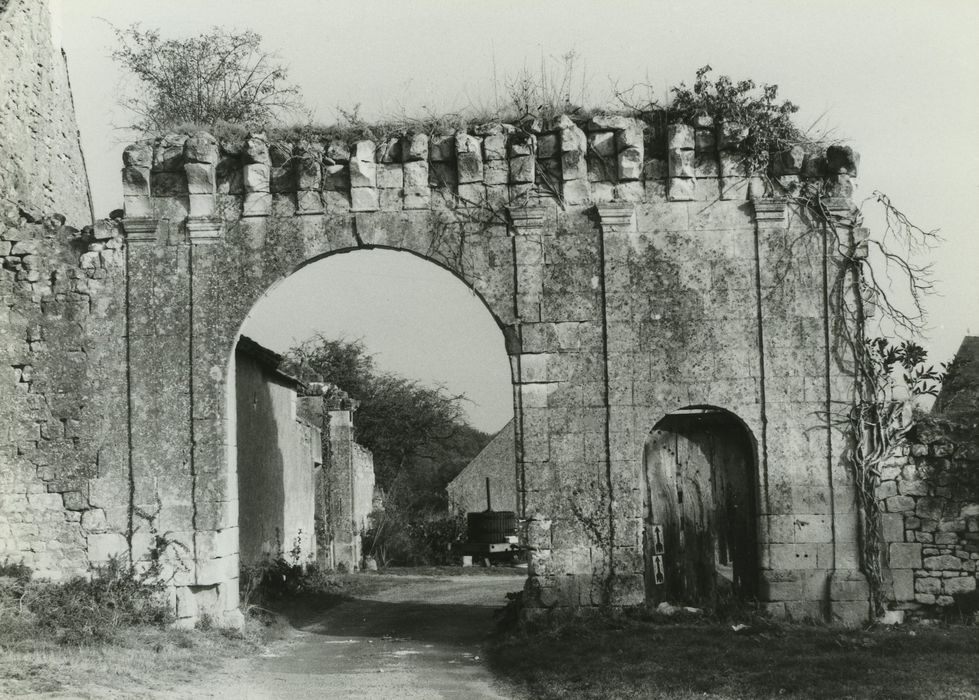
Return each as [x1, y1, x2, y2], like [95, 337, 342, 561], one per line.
[121, 115, 859, 224]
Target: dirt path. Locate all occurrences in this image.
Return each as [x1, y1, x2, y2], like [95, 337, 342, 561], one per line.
[190, 574, 526, 699]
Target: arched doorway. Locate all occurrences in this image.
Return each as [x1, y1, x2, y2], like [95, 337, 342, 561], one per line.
[229, 247, 515, 575]
[643, 406, 758, 605]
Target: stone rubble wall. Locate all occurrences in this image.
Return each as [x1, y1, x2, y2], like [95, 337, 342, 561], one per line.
[882, 436, 979, 616]
[0, 0, 92, 225]
[0, 209, 128, 578]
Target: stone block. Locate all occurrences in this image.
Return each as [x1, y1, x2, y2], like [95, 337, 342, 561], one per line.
[456, 134, 485, 183]
[891, 569, 914, 601]
[323, 163, 348, 191]
[509, 155, 535, 184]
[562, 178, 590, 205]
[403, 188, 430, 210]
[829, 570, 869, 601]
[668, 149, 695, 178]
[296, 155, 321, 191]
[350, 187, 379, 212]
[184, 132, 219, 164]
[195, 554, 238, 586]
[944, 576, 977, 595]
[401, 134, 428, 163]
[188, 194, 216, 218]
[122, 166, 151, 197]
[377, 163, 404, 189]
[886, 495, 916, 512]
[195, 528, 238, 561]
[324, 189, 350, 213]
[429, 133, 455, 162]
[243, 164, 270, 193]
[618, 147, 643, 181]
[882, 512, 905, 542]
[296, 190, 324, 214]
[349, 141, 377, 187]
[456, 182, 484, 205]
[482, 132, 508, 161]
[719, 153, 747, 178]
[923, 554, 962, 570]
[520, 353, 551, 383]
[759, 572, 804, 601]
[88, 532, 127, 562]
[889, 542, 921, 569]
[666, 124, 694, 150]
[769, 543, 818, 569]
[403, 161, 429, 189]
[520, 383, 549, 408]
[668, 178, 696, 201]
[124, 141, 153, 168]
[379, 187, 403, 210]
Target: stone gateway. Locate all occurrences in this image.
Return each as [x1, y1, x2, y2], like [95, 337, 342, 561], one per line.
[2, 0, 905, 627]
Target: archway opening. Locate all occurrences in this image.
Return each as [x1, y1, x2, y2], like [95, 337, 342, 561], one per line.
[229, 248, 517, 580]
[643, 406, 758, 605]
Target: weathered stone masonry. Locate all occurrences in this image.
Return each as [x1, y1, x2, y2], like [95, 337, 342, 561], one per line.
[0, 0, 91, 225]
[880, 426, 979, 616]
[101, 112, 864, 623]
[1, 0, 878, 626]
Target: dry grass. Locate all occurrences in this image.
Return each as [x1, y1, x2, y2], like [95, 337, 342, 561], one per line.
[488, 613, 979, 700]
[0, 619, 283, 698]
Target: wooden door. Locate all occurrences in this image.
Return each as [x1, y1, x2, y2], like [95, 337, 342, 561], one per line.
[644, 413, 756, 604]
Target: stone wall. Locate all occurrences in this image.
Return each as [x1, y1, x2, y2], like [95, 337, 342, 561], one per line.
[320, 394, 375, 571]
[0, 212, 127, 578]
[882, 426, 979, 617]
[235, 338, 320, 567]
[351, 443, 374, 535]
[0, 0, 91, 225]
[447, 419, 517, 514]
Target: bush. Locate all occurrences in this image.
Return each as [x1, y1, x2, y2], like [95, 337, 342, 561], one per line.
[363, 508, 467, 566]
[0, 558, 173, 647]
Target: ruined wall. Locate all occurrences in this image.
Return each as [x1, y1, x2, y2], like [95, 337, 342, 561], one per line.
[881, 427, 979, 617]
[351, 443, 374, 535]
[115, 113, 862, 621]
[0, 213, 127, 578]
[447, 419, 517, 514]
[234, 343, 319, 567]
[0, 0, 91, 225]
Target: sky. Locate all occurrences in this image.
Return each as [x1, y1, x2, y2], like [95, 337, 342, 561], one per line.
[57, 0, 978, 431]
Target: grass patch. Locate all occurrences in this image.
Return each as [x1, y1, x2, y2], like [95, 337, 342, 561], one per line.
[0, 619, 274, 697]
[0, 558, 285, 697]
[488, 612, 979, 699]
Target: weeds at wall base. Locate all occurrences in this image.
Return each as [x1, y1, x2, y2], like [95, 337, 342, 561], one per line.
[0, 557, 172, 647]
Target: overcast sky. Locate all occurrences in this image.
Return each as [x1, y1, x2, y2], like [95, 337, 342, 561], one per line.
[59, 1, 978, 431]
